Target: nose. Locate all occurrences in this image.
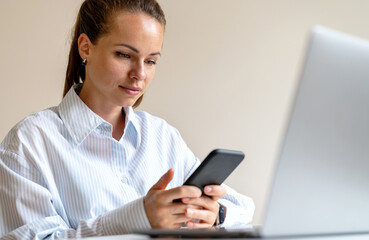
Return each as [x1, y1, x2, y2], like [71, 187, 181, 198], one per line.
[129, 61, 146, 81]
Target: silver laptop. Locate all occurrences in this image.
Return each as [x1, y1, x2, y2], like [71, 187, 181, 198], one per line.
[134, 25, 369, 238]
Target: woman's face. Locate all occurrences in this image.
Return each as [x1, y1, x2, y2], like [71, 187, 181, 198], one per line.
[81, 11, 164, 109]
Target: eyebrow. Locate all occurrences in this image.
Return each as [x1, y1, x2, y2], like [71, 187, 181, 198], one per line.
[115, 43, 161, 56]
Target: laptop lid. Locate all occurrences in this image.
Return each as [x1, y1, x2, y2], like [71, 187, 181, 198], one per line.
[134, 26, 369, 239]
[261, 26, 369, 237]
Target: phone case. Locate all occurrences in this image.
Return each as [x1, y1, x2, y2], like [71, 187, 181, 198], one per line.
[183, 149, 244, 194]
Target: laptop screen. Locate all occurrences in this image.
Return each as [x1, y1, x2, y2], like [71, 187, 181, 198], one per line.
[262, 26, 369, 237]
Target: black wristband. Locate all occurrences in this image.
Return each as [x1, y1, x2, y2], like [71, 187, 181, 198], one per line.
[216, 204, 226, 225]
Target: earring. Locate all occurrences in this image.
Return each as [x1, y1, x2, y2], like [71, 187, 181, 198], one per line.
[82, 59, 87, 66]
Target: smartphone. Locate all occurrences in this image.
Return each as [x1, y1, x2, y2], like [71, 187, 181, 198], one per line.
[174, 149, 244, 202]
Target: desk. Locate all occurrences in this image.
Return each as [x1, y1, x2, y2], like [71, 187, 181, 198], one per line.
[80, 233, 369, 240]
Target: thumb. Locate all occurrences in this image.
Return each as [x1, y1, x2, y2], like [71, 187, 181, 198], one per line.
[151, 168, 174, 190]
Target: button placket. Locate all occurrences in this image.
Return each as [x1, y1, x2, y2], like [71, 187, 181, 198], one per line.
[111, 140, 129, 185]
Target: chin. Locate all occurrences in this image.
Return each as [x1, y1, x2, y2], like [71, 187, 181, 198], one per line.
[119, 100, 136, 108]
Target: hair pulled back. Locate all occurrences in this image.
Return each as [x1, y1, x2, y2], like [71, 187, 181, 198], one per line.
[63, 0, 166, 108]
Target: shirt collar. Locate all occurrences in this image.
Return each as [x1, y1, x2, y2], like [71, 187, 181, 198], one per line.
[58, 84, 140, 146]
[58, 84, 105, 145]
[123, 106, 141, 148]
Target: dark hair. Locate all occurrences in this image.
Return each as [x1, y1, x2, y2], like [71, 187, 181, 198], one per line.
[63, 0, 166, 108]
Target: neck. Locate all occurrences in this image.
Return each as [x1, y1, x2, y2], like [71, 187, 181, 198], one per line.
[78, 86, 126, 141]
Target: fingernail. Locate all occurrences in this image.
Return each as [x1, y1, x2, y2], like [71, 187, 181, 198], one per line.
[205, 186, 212, 193]
[182, 198, 190, 203]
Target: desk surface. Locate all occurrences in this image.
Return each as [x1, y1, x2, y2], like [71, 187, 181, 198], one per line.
[80, 233, 369, 240]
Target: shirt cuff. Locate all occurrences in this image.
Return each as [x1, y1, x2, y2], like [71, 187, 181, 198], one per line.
[101, 197, 151, 235]
[218, 198, 255, 228]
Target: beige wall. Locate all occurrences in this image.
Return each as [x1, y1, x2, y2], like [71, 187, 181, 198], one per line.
[1, 0, 369, 224]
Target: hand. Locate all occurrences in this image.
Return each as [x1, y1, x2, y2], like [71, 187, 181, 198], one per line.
[144, 169, 202, 229]
[181, 185, 227, 229]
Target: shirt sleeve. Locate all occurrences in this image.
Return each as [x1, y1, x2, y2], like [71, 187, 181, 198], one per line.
[0, 150, 151, 239]
[218, 184, 255, 227]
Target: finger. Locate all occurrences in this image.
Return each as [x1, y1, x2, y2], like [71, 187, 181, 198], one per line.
[150, 168, 174, 190]
[155, 213, 190, 229]
[186, 221, 213, 229]
[182, 195, 219, 212]
[203, 185, 227, 201]
[173, 223, 187, 229]
[145, 203, 191, 228]
[185, 208, 217, 224]
[171, 213, 192, 224]
[170, 203, 202, 215]
[164, 185, 202, 201]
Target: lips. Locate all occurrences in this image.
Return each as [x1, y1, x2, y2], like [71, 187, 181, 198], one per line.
[119, 85, 142, 96]
[121, 86, 141, 91]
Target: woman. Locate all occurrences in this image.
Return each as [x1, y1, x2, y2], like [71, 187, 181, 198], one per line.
[0, 0, 254, 239]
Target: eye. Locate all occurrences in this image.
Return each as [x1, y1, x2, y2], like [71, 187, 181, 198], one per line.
[116, 52, 130, 58]
[145, 59, 157, 66]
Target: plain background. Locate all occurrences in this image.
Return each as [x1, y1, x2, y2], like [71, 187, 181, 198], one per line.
[1, 0, 369, 224]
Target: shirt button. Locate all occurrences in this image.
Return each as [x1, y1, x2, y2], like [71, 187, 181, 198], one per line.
[121, 177, 128, 183]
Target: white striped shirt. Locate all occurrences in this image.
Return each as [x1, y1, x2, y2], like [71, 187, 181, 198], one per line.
[0, 85, 255, 239]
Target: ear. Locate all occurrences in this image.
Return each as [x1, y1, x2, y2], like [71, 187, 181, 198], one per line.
[78, 33, 92, 60]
